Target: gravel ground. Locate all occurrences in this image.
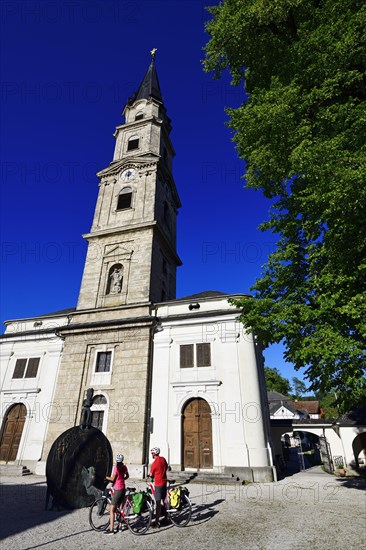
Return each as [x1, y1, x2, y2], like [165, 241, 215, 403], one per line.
[0, 466, 365, 550]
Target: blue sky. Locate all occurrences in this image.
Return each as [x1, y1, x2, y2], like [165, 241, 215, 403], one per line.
[0, 0, 306, 385]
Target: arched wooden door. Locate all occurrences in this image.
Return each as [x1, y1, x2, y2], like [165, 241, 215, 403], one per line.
[182, 398, 213, 469]
[0, 404, 27, 462]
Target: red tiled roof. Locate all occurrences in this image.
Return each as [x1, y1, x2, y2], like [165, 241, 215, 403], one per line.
[294, 400, 320, 414]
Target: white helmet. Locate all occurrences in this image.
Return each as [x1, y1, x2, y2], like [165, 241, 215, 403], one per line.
[150, 447, 160, 455]
[116, 453, 124, 463]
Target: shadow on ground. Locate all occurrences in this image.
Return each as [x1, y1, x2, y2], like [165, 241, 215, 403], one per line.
[334, 477, 366, 491]
[0, 477, 225, 543]
[0, 480, 73, 540]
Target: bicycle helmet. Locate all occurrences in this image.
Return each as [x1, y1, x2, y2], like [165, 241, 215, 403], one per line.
[116, 453, 124, 463]
[150, 447, 160, 455]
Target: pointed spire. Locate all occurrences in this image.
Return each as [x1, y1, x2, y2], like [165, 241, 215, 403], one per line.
[130, 48, 163, 104]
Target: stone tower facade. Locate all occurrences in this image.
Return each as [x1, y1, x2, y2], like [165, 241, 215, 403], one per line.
[42, 54, 181, 474]
[78, 54, 181, 309]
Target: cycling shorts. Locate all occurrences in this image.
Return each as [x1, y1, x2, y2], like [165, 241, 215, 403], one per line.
[111, 489, 126, 506]
[154, 485, 167, 502]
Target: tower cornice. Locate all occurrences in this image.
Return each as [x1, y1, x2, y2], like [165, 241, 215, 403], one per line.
[82, 221, 182, 267]
[96, 157, 181, 209]
[82, 220, 159, 240]
[114, 113, 166, 133]
[97, 157, 159, 179]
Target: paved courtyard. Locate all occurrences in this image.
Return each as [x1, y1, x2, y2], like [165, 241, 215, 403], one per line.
[0, 466, 365, 550]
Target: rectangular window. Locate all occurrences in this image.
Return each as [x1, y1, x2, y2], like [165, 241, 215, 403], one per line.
[180, 345, 194, 368]
[13, 357, 40, 379]
[196, 343, 211, 367]
[95, 351, 112, 373]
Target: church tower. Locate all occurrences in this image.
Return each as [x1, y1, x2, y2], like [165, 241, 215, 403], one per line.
[78, 50, 181, 309]
[42, 52, 181, 472]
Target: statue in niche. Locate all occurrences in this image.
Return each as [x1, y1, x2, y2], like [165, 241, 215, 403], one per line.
[80, 388, 94, 430]
[109, 266, 123, 294]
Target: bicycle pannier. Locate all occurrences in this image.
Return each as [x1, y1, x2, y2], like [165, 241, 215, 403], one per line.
[169, 487, 181, 508]
[132, 492, 144, 514]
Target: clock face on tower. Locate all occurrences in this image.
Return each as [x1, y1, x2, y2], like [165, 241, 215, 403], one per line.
[121, 168, 136, 182]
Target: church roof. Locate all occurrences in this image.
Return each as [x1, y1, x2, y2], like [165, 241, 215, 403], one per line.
[37, 307, 76, 318]
[175, 290, 228, 301]
[128, 55, 163, 105]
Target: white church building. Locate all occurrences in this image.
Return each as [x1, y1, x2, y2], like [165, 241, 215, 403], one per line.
[0, 53, 275, 482]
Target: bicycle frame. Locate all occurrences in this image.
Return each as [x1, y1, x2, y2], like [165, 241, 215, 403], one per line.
[96, 486, 137, 523]
[146, 480, 170, 510]
[89, 485, 153, 535]
[110, 488, 133, 522]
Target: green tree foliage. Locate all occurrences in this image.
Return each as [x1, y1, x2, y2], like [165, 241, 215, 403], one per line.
[316, 391, 339, 419]
[204, 0, 366, 412]
[264, 366, 292, 395]
[292, 376, 307, 398]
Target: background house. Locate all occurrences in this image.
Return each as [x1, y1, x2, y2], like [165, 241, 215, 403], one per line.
[294, 400, 321, 419]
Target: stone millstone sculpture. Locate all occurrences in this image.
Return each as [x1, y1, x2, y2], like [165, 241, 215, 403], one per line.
[45, 388, 112, 509]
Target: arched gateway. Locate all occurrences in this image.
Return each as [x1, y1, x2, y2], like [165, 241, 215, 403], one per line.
[182, 398, 213, 469]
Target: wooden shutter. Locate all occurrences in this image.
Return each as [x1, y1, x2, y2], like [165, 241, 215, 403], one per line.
[197, 343, 211, 367]
[13, 359, 27, 378]
[25, 358, 40, 378]
[180, 345, 194, 368]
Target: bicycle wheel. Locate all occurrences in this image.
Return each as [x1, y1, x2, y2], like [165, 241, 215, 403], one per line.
[168, 494, 192, 527]
[89, 497, 110, 531]
[124, 497, 153, 535]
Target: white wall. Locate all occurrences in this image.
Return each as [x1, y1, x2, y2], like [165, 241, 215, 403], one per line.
[0, 313, 68, 472]
[150, 295, 274, 478]
[339, 426, 366, 466]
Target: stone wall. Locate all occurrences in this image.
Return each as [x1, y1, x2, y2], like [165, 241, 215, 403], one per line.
[42, 323, 153, 469]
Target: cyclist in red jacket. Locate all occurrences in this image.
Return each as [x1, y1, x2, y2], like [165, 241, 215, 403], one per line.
[149, 447, 168, 528]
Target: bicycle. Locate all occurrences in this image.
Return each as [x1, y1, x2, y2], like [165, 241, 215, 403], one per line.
[89, 485, 153, 535]
[145, 478, 192, 527]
